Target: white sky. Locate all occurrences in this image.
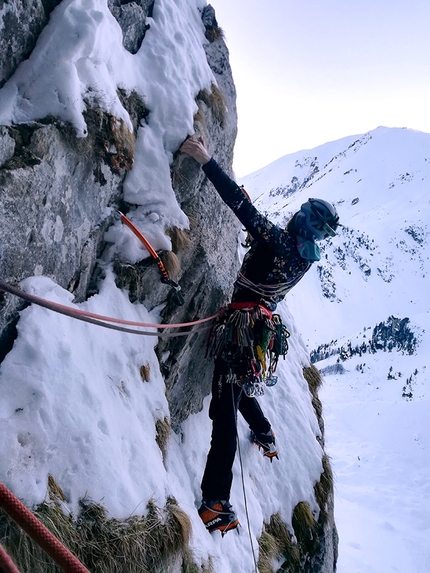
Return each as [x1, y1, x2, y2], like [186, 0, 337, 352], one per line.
[209, 0, 430, 176]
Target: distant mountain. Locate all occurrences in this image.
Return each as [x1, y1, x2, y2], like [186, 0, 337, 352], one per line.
[240, 127, 430, 573]
[240, 126, 430, 357]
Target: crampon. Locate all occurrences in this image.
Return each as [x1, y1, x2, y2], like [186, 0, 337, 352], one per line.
[250, 430, 279, 462]
[198, 500, 239, 536]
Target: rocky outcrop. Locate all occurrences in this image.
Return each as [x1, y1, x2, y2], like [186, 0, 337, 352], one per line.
[0, 3, 337, 572]
[108, 0, 154, 54]
[0, 0, 61, 89]
[153, 7, 240, 427]
[0, 110, 135, 360]
[0, 0, 240, 420]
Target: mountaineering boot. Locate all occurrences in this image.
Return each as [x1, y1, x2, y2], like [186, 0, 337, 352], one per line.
[198, 500, 239, 535]
[250, 429, 279, 461]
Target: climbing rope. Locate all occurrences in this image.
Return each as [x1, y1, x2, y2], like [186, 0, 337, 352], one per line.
[231, 385, 259, 573]
[0, 544, 21, 573]
[0, 483, 90, 573]
[0, 281, 217, 338]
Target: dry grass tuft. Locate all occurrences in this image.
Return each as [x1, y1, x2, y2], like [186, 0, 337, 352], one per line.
[258, 513, 301, 573]
[185, 212, 198, 232]
[0, 502, 81, 573]
[182, 551, 214, 573]
[84, 107, 135, 173]
[193, 107, 206, 129]
[204, 25, 224, 43]
[107, 117, 136, 172]
[159, 251, 181, 281]
[303, 363, 324, 427]
[258, 530, 279, 573]
[292, 501, 318, 553]
[166, 497, 192, 546]
[314, 453, 335, 520]
[155, 417, 171, 457]
[48, 475, 67, 502]
[266, 513, 297, 553]
[196, 84, 227, 128]
[303, 363, 322, 395]
[165, 226, 191, 254]
[140, 363, 151, 382]
[117, 88, 149, 132]
[0, 494, 198, 573]
[293, 501, 316, 531]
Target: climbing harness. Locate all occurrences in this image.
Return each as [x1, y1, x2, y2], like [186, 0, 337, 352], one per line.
[207, 302, 290, 398]
[0, 281, 216, 338]
[118, 210, 184, 306]
[0, 482, 90, 573]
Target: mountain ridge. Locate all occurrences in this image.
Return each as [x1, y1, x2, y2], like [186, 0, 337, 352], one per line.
[241, 126, 430, 352]
[242, 126, 430, 570]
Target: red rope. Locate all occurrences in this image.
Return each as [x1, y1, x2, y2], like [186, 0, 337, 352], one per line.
[119, 212, 171, 282]
[0, 281, 218, 335]
[0, 483, 90, 573]
[0, 544, 21, 573]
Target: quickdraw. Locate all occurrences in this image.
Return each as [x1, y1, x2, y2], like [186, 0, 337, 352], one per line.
[118, 211, 184, 306]
[270, 314, 290, 370]
[207, 303, 290, 397]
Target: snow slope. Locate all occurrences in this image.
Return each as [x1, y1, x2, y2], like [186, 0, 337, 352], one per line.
[241, 126, 430, 573]
[0, 272, 324, 572]
[241, 126, 430, 350]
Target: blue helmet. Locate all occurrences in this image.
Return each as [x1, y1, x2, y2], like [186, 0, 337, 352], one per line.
[295, 198, 339, 241]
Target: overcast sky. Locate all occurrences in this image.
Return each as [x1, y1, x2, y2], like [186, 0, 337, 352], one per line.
[209, 0, 430, 176]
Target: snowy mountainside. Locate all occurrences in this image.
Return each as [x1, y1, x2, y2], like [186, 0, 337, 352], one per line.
[241, 126, 430, 572]
[240, 126, 430, 353]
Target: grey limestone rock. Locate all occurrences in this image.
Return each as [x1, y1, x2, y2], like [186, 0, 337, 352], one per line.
[0, 126, 15, 166]
[0, 3, 337, 572]
[0, 0, 61, 88]
[108, 0, 154, 54]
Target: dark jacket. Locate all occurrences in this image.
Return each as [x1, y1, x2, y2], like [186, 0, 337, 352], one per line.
[203, 159, 312, 310]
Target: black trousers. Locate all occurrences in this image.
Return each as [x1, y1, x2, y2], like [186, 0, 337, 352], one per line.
[200, 359, 272, 501]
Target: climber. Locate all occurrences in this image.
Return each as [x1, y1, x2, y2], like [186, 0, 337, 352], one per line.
[180, 136, 339, 536]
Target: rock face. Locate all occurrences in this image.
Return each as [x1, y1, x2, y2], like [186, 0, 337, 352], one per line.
[108, 0, 154, 54]
[0, 3, 337, 572]
[0, 0, 241, 418]
[0, 112, 130, 360]
[0, 0, 62, 89]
